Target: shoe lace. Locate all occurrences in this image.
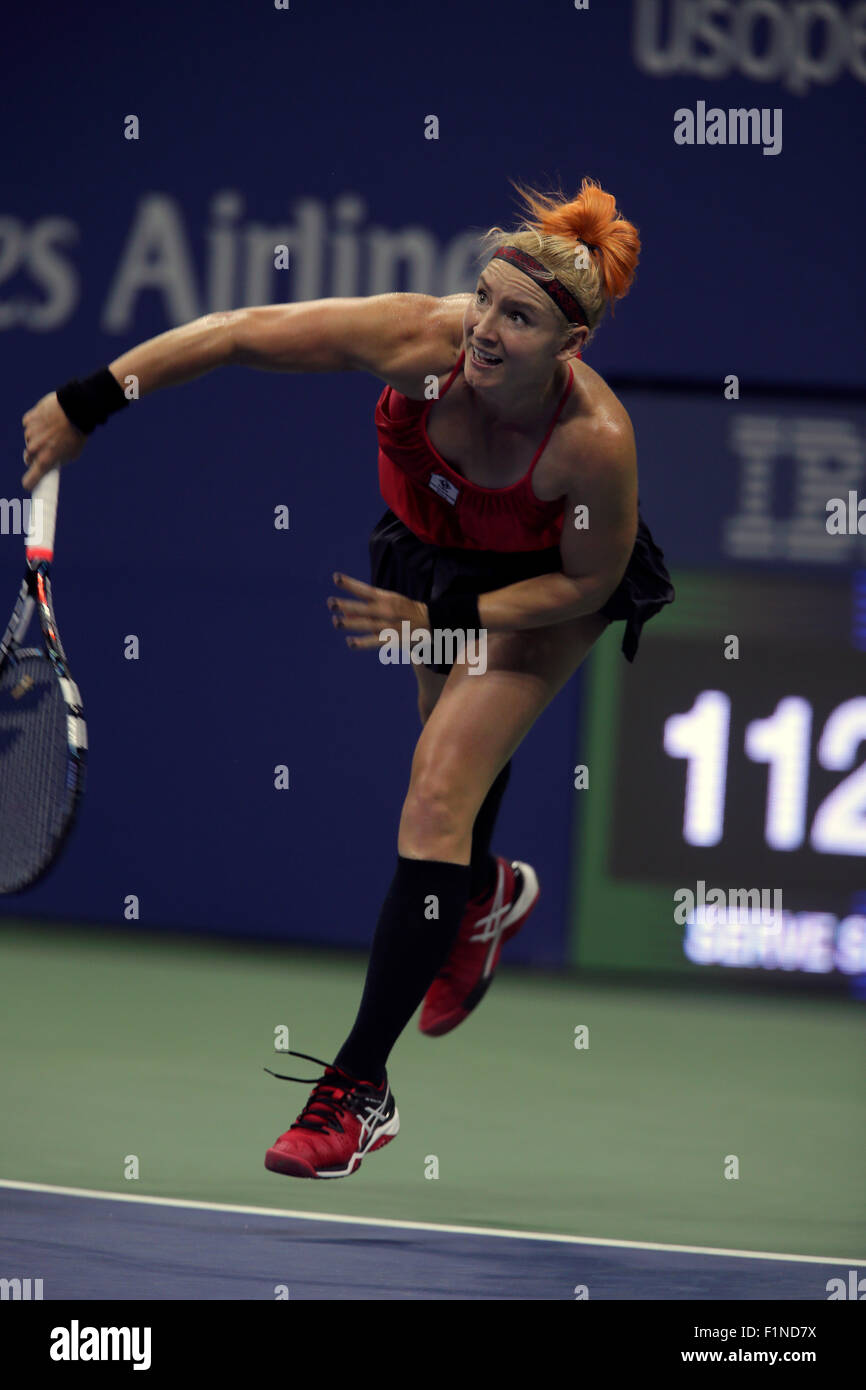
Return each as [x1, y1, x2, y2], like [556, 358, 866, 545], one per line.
[264, 1049, 381, 1136]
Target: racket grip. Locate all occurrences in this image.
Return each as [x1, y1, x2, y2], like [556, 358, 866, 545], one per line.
[25, 469, 60, 564]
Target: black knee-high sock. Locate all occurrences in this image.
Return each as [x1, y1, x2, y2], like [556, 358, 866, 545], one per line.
[469, 760, 512, 901]
[333, 856, 472, 1086]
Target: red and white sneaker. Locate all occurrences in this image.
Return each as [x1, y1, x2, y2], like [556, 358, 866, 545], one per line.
[419, 857, 540, 1037]
[264, 1051, 399, 1179]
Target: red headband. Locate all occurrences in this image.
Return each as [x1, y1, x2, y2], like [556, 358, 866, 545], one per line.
[490, 244, 590, 328]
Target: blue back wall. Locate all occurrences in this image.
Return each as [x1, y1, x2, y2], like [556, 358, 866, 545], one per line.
[1, 0, 863, 960]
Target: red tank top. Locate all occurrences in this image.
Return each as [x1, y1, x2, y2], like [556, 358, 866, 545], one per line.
[375, 349, 577, 551]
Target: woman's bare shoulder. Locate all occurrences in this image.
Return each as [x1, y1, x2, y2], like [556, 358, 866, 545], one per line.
[378, 294, 469, 399]
[560, 358, 634, 447]
[538, 359, 635, 498]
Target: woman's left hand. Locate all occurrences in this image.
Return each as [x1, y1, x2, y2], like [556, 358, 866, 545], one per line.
[327, 572, 429, 651]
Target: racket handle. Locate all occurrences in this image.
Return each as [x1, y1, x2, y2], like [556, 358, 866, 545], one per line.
[25, 469, 60, 564]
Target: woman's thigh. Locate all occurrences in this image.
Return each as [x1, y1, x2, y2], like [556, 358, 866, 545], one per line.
[413, 663, 449, 724]
[403, 611, 611, 831]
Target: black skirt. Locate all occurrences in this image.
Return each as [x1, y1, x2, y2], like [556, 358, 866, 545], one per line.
[369, 506, 675, 674]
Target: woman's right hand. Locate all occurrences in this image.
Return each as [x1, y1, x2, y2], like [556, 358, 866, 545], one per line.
[21, 392, 87, 489]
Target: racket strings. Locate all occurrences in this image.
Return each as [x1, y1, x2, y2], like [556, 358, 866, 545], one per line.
[0, 652, 79, 892]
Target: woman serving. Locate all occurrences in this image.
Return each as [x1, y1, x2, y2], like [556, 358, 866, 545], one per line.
[21, 176, 674, 1180]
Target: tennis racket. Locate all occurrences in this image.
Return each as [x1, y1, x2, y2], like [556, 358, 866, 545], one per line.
[0, 469, 86, 893]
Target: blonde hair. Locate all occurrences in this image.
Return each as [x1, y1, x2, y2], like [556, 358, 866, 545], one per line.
[477, 176, 641, 350]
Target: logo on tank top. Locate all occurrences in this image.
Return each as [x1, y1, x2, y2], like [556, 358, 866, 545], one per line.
[428, 472, 460, 506]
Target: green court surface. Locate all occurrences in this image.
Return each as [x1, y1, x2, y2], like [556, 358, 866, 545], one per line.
[1, 922, 863, 1261]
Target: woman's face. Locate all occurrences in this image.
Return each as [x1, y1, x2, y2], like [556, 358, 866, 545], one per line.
[462, 259, 584, 387]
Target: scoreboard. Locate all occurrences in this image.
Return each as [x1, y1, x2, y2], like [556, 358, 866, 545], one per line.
[569, 568, 866, 993]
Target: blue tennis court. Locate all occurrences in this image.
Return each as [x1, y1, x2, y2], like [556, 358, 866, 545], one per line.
[1, 1183, 862, 1301]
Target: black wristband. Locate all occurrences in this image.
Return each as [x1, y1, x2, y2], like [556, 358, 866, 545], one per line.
[55, 367, 130, 435]
[427, 589, 482, 635]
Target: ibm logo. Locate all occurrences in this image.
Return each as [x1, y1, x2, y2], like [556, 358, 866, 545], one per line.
[723, 415, 866, 563]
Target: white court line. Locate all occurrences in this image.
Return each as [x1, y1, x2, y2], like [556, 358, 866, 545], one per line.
[1, 1178, 863, 1267]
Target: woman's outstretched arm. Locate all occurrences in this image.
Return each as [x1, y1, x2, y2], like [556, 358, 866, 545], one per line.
[21, 292, 462, 487]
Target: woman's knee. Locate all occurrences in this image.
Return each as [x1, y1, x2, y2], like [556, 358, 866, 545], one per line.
[400, 763, 477, 844]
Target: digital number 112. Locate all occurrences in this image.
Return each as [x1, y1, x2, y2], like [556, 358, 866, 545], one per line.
[663, 693, 866, 855]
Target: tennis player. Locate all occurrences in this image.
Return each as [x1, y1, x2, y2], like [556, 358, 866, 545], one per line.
[21, 176, 674, 1180]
